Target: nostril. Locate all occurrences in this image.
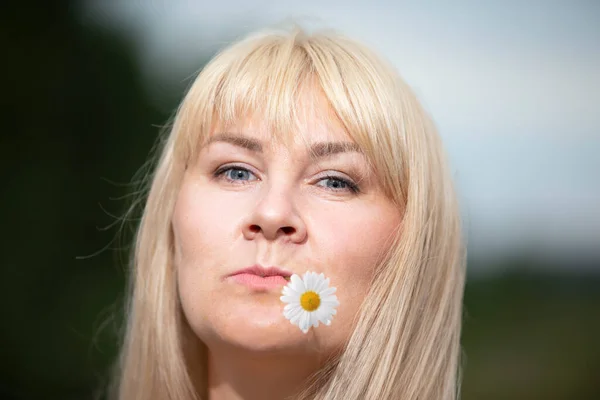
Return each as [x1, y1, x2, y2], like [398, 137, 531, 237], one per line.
[249, 225, 260, 233]
[281, 226, 295, 235]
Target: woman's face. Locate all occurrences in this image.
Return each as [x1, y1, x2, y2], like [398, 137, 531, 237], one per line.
[172, 104, 402, 357]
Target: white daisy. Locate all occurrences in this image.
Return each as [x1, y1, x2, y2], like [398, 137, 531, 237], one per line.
[280, 271, 339, 334]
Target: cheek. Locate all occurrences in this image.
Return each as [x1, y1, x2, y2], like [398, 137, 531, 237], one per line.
[172, 185, 240, 323]
[316, 206, 398, 279]
[173, 183, 245, 261]
[311, 204, 400, 332]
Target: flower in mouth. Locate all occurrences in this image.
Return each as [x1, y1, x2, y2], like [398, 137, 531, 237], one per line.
[280, 272, 339, 334]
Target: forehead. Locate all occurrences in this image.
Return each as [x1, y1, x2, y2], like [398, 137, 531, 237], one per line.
[208, 89, 357, 153]
[214, 114, 350, 145]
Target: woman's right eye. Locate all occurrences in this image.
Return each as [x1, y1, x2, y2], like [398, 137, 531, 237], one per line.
[214, 166, 258, 183]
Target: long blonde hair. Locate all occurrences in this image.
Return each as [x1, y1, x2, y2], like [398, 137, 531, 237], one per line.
[111, 25, 466, 400]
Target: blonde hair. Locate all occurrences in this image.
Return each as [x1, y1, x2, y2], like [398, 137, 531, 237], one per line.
[111, 25, 466, 400]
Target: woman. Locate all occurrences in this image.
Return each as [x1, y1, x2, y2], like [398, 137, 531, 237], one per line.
[111, 26, 466, 400]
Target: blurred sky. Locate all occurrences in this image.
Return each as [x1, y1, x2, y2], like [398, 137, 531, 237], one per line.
[81, 0, 600, 270]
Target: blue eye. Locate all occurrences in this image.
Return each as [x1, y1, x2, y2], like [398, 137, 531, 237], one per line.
[214, 166, 257, 182]
[226, 168, 251, 181]
[317, 176, 360, 193]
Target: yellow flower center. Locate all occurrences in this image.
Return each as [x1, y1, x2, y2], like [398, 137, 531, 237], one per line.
[300, 291, 321, 312]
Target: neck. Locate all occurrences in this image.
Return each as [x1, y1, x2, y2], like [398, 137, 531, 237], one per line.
[207, 347, 322, 400]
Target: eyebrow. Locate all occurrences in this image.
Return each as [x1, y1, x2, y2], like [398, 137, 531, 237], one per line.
[309, 141, 362, 159]
[207, 133, 362, 159]
[207, 133, 263, 152]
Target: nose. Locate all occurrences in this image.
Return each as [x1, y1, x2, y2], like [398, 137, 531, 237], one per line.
[242, 184, 307, 243]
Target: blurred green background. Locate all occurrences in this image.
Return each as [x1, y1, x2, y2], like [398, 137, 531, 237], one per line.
[2, 1, 598, 399]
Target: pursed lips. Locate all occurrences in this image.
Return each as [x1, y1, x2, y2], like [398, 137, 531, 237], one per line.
[227, 265, 292, 279]
[226, 265, 293, 289]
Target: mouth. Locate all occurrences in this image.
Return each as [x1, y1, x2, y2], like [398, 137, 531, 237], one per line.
[226, 265, 293, 290]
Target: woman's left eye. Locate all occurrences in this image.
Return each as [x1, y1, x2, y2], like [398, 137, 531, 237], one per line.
[316, 176, 360, 193]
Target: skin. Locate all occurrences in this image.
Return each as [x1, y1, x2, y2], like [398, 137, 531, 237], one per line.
[172, 101, 402, 400]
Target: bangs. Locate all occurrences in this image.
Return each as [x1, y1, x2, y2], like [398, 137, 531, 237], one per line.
[213, 33, 315, 146]
[174, 28, 409, 202]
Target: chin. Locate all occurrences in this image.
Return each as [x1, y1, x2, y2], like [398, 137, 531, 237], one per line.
[226, 327, 300, 353]
[195, 306, 309, 354]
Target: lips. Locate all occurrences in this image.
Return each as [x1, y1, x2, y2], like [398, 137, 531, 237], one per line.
[229, 265, 292, 278]
[226, 265, 292, 290]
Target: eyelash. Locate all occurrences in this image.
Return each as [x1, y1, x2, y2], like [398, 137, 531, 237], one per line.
[213, 165, 361, 194]
[213, 165, 256, 184]
[317, 175, 360, 193]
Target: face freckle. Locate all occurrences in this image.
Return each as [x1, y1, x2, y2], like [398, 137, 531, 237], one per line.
[172, 106, 402, 356]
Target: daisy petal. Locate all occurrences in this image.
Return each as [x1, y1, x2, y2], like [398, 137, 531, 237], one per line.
[315, 277, 328, 293]
[303, 272, 311, 290]
[312, 318, 319, 328]
[280, 295, 298, 303]
[299, 312, 310, 333]
[311, 272, 319, 290]
[320, 287, 337, 297]
[284, 303, 299, 312]
[308, 312, 316, 328]
[291, 312, 303, 325]
[321, 302, 339, 311]
[284, 305, 304, 320]
[305, 272, 315, 290]
[321, 297, 340, 307]
[283, 304, 302, 319]
[282, 286, 300, 297]
[315, 307, 330, 325]
[290, 274, 305, 293]
[314, 312, 322, 327]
